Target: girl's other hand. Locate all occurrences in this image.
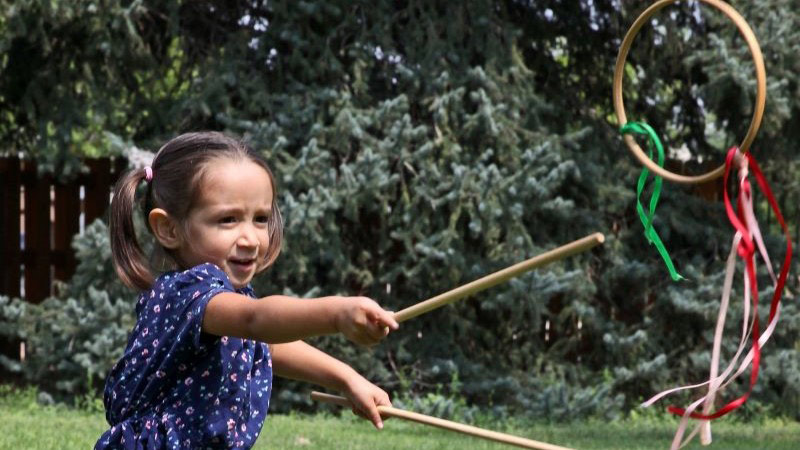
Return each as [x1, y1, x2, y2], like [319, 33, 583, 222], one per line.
[332, 296, 399, 346]
[344, 375, 392, 430]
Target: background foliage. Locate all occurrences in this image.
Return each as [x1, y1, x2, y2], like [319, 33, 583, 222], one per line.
[1, 0, 798, 422]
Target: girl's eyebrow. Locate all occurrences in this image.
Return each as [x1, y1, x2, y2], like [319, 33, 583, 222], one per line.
[209, 205, 273, 215]
[206, 205, 241, 215]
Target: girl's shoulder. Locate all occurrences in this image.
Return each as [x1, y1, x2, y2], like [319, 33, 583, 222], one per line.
[155, 263, 232, 292]
[145, 263, 256, 299]
[135, 264, 235, 313]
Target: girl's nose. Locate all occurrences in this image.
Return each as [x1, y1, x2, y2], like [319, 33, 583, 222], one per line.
[237, 224, 259, 248]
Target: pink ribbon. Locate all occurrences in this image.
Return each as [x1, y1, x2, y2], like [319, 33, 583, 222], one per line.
[640, 147, 792, 449]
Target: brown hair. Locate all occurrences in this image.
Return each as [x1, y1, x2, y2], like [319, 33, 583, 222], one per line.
[110, 131, 283, 290]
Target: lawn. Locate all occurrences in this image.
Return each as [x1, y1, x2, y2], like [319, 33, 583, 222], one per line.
[1, 388, 797, 449]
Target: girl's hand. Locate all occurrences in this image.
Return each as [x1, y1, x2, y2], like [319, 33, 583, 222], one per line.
[344, 375, 392, 430]
[332, 296, 399, 346]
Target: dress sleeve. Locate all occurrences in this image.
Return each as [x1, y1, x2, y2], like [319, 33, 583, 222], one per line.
[163, 263, 234, 349]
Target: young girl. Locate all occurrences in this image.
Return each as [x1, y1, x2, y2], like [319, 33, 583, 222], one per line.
[95, 131, 399, 449]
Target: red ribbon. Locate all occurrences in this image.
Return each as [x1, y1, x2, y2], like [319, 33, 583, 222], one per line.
[668, 146, 792, 420]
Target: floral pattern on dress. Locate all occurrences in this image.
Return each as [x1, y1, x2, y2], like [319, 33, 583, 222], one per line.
[95, 263, 272, 449]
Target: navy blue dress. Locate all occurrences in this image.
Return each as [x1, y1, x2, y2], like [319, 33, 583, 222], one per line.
[95, 263, 273, 449]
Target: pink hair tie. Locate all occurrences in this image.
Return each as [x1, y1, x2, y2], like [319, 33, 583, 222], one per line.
[144, 166, 153, 182]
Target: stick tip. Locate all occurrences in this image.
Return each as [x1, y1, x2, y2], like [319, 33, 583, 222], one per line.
[594, 232, 605, 244]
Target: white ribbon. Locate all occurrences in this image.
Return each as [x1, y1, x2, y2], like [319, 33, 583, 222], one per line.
[640, 158, 784, 449]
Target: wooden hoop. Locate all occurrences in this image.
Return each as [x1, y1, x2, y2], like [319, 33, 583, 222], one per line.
[612, 0, 766, 184]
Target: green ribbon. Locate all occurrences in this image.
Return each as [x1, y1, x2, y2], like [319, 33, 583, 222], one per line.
[620, 121, 685, 281]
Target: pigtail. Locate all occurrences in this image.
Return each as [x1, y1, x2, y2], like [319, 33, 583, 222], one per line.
[110, 168, 154, 290]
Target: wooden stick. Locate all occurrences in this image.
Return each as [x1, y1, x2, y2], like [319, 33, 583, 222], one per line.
[393, 233, 605, 323]
[311, 391, 574, 450]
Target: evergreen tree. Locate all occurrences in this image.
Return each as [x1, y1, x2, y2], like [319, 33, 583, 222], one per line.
[1, 0, 797, 419]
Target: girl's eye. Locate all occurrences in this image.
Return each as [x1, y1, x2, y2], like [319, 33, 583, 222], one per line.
[255, 215, 269, 224]
[219, 216, 237, 224]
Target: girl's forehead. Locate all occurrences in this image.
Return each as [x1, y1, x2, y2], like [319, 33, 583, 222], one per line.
[195, 159, 274, 206]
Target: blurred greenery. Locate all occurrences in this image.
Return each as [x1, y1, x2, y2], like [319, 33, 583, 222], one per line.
[0, 385, 798, 449]
[0, 0, 798, 433]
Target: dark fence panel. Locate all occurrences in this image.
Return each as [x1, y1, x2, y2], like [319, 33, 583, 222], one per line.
[0, 157, 124, 304]
[0, 157, 21, 299]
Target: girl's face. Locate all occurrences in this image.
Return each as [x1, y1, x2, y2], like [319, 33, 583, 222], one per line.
[177, 158, 275, 289]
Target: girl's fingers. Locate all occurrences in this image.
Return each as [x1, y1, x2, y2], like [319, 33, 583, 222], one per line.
[351, 328, 377, 347]
[365, 404, 384, 430]
[344, 381, 391, 429]
[356, 318, 395, 346]
[365, 321, 389, 342]
[350, 402, 382, 429]
[345, 301, 399, 346]
[367, 311, 398, 338]
[376, 394, 392, 408]
[377, 310, 399, 330]
[364, 303, 398, 330]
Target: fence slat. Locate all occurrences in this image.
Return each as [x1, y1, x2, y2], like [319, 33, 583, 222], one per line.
[23, 161, 52, 303]
[54, 181, 80, 282]
[0, 156, 21, 298]
[84, 158, 111, 226]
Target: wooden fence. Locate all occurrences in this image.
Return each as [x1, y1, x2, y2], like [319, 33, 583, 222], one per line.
[0, 156, 124, 304]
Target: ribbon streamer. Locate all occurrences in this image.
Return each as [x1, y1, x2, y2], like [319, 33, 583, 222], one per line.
[619, 122, 685, 281]
[640, 147, 792, 450]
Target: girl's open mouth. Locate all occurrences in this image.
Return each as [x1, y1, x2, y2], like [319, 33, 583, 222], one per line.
[230, 259, 255, 269]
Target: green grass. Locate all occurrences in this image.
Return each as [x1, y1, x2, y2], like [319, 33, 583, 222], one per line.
[261, 414, 799, 449]
[1, 387, 797, 449]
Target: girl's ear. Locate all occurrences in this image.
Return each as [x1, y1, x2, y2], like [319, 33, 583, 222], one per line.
[149, 208, 183, 249]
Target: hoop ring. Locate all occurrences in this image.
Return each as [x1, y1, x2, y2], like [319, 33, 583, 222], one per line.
[613, 0, 766, 184]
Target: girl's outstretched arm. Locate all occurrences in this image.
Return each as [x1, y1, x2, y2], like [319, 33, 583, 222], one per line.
[202, 292, 398, 345]
[271, 341, 390, 429]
